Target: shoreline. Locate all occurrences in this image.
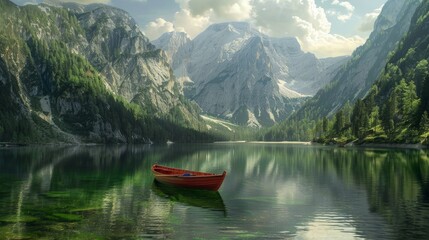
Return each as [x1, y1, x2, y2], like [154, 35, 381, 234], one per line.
[345, 142, 427, 150]
[1, 141, 427, 150]
[213, 141, 312, 145]
[213, 141, 428, 150]
[246, 141, 312, 145]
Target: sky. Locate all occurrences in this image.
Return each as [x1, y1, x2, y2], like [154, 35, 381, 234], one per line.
[11, 0, 388, 58]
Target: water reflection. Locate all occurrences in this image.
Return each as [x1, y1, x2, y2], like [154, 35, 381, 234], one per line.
[0, 144, 428, 239]
[152, 181, 226, 214]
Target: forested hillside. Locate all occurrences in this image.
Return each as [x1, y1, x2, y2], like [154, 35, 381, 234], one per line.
[265, 0, 429, 145]
[263, 0, 422, 141]
[0, 0, 212, 143]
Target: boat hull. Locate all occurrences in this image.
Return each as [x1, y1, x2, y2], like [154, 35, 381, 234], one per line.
[151, 165, 226, 191]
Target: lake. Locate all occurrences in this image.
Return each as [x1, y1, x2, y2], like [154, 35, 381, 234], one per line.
[0, 143, 428, 239]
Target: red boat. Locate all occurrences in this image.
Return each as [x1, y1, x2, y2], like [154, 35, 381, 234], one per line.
[151, 164, 226, 191]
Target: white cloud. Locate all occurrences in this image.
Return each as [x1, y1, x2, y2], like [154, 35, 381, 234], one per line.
[302, 30, 365, 58]
[332, 0, 354, 12]
[252, 0, 362, 57]
[146, 0, 250, 40]
[174, 9, 211, 38]
[252, 0, 331, 37]
[147, 0, 365, 57]
[187, 0, 252, 21]
[331, 0, 355, 22]
[144, 18, 175, 40]
[359, 5, 383, 33]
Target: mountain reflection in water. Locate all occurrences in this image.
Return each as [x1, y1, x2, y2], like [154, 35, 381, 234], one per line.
[0, 143, 428, 239]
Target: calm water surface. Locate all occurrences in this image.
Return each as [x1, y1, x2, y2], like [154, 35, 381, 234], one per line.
[0, 143, 429, 239]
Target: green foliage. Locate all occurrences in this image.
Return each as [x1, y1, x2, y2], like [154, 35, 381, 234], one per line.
[263, 118, 316, 141]
[351, 100, 367, 138]
[333, 109, 345, 134]
[0, 1, 215, 143]
[420, 75, 429, 113]
[264, 0, 429, 145]
[420, 111, 429, 134]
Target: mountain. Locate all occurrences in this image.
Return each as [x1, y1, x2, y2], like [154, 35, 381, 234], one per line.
[64, 3, 202, 122]
[151, 31, 192, 92]
[152, 31, 191, 65]
[264, 0, 429, 143]
[340, 0, 429, 144]
[292, 0, 422, 120]
[316, 0, 429, 144]
[153, 22, 348, 127]
[0, 0, 209, 143]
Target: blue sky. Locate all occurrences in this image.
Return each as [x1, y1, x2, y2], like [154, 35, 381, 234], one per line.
[11, 0, 388, 57]
[317, 0, 386, 37]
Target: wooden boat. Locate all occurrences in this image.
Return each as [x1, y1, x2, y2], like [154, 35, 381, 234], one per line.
[151, 164, 226, 191]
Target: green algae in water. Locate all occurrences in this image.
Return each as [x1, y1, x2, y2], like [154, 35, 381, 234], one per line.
[52, 213, 83, 222]
[42, 191, 71, 198]
[0, 215, 39, 223]
[70, 206, 103, 213]
[67, 232, 104, 240]
[46, 223, 67, 232]
[0, 225, 35, 240]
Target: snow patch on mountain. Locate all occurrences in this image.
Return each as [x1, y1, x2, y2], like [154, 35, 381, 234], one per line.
[277, 80, 310, 98]
[153, 22, 348, 126]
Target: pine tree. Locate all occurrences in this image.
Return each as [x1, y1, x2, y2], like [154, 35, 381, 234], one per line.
[0, 125, 3, 139]
[370, 106, 380, 130]
[414, 59, 428, 91]
[382, 92, 398, 134]
[334, 109, 345, 135]
[322, 117, 328, 137]
[420, 75, 429, 113]
[351, 99, 368, 139]
[420, 111, 429, 134]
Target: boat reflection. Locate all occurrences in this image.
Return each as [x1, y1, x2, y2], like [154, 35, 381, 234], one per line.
[151, 181, 227, 215]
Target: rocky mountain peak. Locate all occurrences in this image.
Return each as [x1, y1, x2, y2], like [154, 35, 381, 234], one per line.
[151, 31, 191, 64]
[151, 21, 348, 126]
[270, 37, 302, 54]
[0, 0, 207, 143]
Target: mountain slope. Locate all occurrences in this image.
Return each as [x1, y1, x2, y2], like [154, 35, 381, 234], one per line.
[0, 0, 209, 143]
[63, 3, 204, 127]
[346, 0, 429, 143]
[265, 0, 429, 143]
[152, 31, 191, 65]
[292, 0, 422, 120]
[151, 31, 192, 92]
[323, 0, 429, 144]
[153, 22, 348, 127]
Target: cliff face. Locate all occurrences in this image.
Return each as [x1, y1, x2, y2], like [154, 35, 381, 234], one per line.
[65, 3, 198, 118]
[0, 0, 205, 143]
[293, 0, 422, 120]
[152, 31, 191, 65]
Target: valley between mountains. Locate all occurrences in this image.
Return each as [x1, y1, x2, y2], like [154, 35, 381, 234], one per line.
[1, 0, 429, 146]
